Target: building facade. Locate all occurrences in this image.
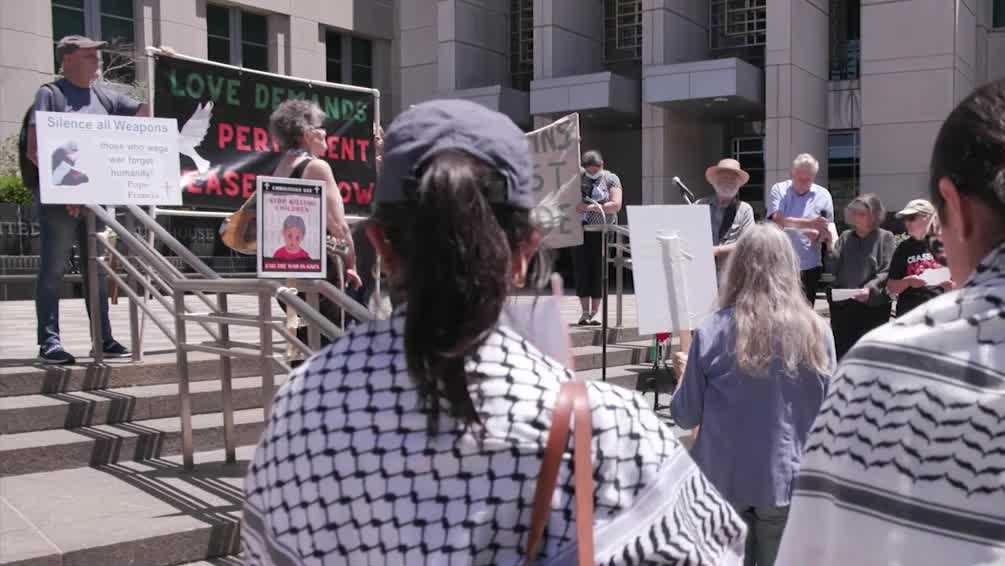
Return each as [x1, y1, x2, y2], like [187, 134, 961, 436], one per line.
[3, 0, 1005, 213]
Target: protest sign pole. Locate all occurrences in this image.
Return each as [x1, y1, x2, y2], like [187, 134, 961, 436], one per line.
[86, 209, 104, 363]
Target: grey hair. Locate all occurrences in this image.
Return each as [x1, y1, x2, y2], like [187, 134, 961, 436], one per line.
[792, 153, 819, 174]
[269, 99, 326, 151]
[844, 193, 886, 227]
[720, 223, 832, 376]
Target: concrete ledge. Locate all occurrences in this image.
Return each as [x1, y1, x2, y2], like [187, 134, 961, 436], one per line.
[643, 57, 763, 114]
[448, 85, 531, 128]
[0, 375, 285, 434]
[0, 446, 250, 566]
[0, 408, 266, 477]
[0, 352, 272, 397]
[530, 71, 641, 116]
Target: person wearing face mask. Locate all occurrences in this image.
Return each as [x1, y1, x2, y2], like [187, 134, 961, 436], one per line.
[573, 150, 623, 325]
[697, 159, 755, 275]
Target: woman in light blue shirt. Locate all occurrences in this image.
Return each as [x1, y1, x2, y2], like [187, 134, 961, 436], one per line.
[671, 223, 836, 566]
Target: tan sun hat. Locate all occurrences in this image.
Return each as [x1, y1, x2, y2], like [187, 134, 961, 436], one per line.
[895, 198, 936, 218]
[705, 158, 750, 187]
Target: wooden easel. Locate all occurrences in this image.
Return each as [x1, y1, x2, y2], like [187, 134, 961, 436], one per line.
[658, 232, 698, 448]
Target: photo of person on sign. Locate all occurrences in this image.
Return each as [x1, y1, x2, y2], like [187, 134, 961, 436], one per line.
[272, 215, 311, 261]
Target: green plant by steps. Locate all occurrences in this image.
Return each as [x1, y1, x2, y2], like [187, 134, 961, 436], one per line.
[0, 175, 31, 205]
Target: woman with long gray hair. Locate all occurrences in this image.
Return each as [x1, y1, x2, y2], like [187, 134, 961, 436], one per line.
[671, 223, 835, 566]
[826, 193, 896, 359]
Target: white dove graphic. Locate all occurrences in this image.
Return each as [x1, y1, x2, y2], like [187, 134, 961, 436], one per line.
[178, 101, 214, 174]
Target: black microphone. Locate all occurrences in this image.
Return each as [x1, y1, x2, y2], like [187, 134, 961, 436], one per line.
[672, 176, 695, 204]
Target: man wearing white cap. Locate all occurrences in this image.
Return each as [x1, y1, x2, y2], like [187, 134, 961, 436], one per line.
[697, 158, 755, 271]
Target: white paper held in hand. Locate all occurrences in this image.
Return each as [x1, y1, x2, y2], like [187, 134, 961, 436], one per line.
[831, 288, 864, 302]
[501, 274, 574, 368]
[919, 267, 951, 286]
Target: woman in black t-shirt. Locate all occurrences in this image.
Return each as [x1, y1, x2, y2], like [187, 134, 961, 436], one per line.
[887, 199, 954, 317]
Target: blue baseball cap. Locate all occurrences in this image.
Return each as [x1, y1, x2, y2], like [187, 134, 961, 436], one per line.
[375, 99, 534, 209]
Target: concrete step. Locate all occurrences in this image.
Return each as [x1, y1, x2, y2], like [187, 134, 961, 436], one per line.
[572, 339, 653, 371]
[0, 408, 266, 477]
[567, 325, 644, 347]
[0, 351, 269, 397]
[0, 446, 251, 566]
[0, 375, 285, 435]
[1, 328, 647, 397]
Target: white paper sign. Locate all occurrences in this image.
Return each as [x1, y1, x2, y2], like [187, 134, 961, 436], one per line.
[919, 267, 951, 286]
[627, 205, 718, 334]
[526, 113, 583, 248]
[256, 176, 327, 279]
[831, 288, 864, 302]
[36, 111, 181, 205]
[503, 297, 572, 367]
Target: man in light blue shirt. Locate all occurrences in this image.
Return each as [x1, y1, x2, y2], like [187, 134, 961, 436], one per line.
[766, 153, 834, 304]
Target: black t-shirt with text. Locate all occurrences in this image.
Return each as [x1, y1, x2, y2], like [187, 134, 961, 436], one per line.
[889, 236, 943, 317]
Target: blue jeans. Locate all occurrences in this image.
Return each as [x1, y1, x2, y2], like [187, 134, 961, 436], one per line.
[35, 203, 113, 348]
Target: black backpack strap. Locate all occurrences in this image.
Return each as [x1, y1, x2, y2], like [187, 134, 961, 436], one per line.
[290, 158, 313, 179]
[44, 82, 67, 113]
[718, 200, 740, 243]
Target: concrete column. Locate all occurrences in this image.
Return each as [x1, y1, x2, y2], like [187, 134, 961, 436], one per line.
[0, 0, 53, 137]
[156, 0, 207, 60]
[764, 0, 829, 193]
[438, 0, 510, 91]
[397, 0, 439, 111]
[372, 39, 394, 125]
[267, 13, 290, 75]
[288, 16, 324, 81]
[858, 0, 978, 209]
[640, 0, 717, 204]
[534, 0, 604, 79]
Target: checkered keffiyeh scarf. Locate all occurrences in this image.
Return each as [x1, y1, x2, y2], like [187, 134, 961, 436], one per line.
[243, 313, 746, 565]
[777, 241, 1005, 565]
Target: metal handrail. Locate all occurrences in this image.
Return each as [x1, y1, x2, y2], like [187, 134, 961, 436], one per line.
[584, 223, 631, 329]
[82, 204, 374, 469]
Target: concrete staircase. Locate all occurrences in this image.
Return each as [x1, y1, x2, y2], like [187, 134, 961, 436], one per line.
[0, 325, 663, 566]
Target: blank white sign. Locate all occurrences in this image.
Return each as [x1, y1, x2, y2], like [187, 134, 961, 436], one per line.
[627, 205, 718, 335]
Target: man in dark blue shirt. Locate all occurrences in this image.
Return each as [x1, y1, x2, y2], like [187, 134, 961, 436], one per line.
[26, 35, 149, 364]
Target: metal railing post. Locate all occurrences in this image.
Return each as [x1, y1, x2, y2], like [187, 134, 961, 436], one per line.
[124, 212, 143, 362]
[307, 290, 322, 351]
[86, 210, 104, 363]
[259, 289, 275, 421]
[217, 293, 236, 463]
[615, 231, 624, 328]
[174, 289, 194, 470]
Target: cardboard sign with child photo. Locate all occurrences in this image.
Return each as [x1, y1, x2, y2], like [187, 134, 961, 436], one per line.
[256, 176, 326, 278]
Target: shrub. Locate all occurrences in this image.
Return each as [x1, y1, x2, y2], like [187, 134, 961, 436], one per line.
[0, 175, 32, 205]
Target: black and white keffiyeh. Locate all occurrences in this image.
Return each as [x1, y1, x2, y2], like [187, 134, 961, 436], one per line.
[243, 313, 746, 565]
[777, 241, 1005, 565]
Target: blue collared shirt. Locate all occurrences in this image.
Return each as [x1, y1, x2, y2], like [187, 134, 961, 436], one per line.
[766, 180, 834, 270]
[670, 306, 835, 507]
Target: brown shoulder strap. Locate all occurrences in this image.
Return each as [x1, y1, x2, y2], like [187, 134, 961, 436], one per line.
[525, 380, 594, 566]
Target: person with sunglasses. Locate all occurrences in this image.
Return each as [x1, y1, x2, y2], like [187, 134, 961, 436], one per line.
[886, 199, 954, 317]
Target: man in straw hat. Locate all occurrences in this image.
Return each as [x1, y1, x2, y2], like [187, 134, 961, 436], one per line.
[697, 158, 755, 272]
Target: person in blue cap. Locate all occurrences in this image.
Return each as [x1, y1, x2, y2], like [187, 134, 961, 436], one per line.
[242, 99, 746, 566]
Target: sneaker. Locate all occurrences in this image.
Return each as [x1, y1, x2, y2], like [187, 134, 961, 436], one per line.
[587, 318, 602, 326]
[39, 344, 76, 365]
[577, 314, 591, 326]
[90, 339, 130, 359]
